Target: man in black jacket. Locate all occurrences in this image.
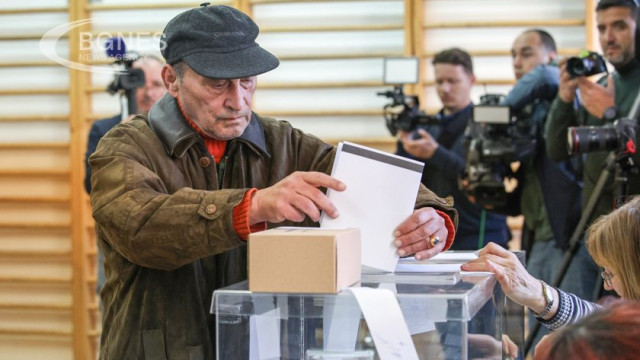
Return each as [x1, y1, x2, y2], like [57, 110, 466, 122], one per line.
[396, 48, 510, 251]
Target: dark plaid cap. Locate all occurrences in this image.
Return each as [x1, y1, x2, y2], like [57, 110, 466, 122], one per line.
[160, 3, 279, 79]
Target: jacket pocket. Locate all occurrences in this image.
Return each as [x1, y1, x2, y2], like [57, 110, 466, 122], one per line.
[187, 345, 204, 360]
[142, 329, 168, 360]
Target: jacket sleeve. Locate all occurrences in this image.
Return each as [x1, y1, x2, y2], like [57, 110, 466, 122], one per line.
[502, 64, 559, 110]
[545, 96, 579, 162]
[84, 122, 101, 194]
[90, 124, 246, 271]
[414, 184, 459, 236]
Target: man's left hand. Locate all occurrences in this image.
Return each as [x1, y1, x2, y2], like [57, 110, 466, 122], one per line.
[578, 75, 615, 119]
[393, 207, 448, 260]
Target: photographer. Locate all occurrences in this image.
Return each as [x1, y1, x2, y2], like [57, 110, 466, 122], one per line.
[85, 55, 165, 194]
[84, 55, 165, 297]
[397, 48, 510, 250]
[546, 0, 640, 226]
[474, 29, 589, 350]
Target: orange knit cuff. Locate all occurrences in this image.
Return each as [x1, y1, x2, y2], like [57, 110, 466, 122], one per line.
[233, 188, 267, 241]
[435, 210, 456, 251]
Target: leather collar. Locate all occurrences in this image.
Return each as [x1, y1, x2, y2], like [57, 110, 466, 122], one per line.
[148, 93, 270, 158]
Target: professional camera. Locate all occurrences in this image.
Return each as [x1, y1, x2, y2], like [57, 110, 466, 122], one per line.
[566, 51, 608, 77]
[104, 37, 145, 116]
[377, 85, 439, 136]
[462, 94, 538, 207]
[568, 119, 637, 156]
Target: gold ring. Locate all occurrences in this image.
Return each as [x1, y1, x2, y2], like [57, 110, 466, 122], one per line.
[429, 235, 441, 247]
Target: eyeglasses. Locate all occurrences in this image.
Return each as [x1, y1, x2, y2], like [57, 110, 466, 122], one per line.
[601, 270, 616, 287]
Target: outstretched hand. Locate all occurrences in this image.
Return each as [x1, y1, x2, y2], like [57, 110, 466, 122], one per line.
[393, 207, 448, 260]
[461, 243, 545, 312]
[249, 171, 345, 224]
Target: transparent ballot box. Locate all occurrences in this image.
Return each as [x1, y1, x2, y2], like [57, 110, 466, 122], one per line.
[212, 270, 524, 360]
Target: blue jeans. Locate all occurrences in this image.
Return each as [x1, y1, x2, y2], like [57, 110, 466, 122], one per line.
[526, 240, 599, 351]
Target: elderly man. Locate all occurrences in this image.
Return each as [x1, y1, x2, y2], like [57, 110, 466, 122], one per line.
[90, 4, 457, 359]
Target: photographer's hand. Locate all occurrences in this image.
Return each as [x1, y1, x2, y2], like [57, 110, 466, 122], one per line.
[558, 58, 580, 103]
[399, 129, 438, 159]
[578, 75, 615, 119]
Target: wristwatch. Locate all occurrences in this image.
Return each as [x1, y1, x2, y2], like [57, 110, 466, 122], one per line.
[536, 280, 554, 318]
[603, 106, 618, 122]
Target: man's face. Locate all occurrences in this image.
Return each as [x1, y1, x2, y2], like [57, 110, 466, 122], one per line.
[163, 64, 256, 140]
[511, 32, 553, 80]
[433, 63, 475, 115]
[597, 6, 636, 68]
[133, 60, 165, 113]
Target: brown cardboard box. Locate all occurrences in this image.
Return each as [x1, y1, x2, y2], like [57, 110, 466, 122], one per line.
[248, 227, 361, 293]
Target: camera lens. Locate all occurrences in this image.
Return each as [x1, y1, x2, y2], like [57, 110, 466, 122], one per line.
[567, 126, 619, 155]
[567, 57, 588, 77]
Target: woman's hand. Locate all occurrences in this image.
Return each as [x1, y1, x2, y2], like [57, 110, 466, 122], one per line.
[461, 243, 547, 313]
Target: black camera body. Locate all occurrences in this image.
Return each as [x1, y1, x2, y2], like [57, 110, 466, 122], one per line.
[378, 85, 439, 136]
[566, 51, 608, 77]
[462, 95, 538, 207]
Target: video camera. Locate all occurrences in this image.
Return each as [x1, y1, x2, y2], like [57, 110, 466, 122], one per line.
[377, 86, 439, 136]
[462, 94, 538, 207]
[377, 57, 439, 136]
[104, 37, 145, 117]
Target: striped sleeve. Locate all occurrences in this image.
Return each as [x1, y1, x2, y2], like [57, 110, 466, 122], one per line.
[538, 289, 602, 330]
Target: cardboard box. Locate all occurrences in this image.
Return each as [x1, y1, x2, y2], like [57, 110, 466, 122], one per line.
[249, 227, 361, 293]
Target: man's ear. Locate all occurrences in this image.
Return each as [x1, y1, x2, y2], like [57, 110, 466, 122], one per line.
[548, 51, 558, 65]
[162, 64, 180, 96]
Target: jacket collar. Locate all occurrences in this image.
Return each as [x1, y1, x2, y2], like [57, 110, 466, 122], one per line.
[148, 93, 270, 158]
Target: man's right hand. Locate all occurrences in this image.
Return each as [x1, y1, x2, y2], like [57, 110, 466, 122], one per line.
[399, 129, 439, 160]
[248, 171, 346, 225]
[557, 57, 580, 103]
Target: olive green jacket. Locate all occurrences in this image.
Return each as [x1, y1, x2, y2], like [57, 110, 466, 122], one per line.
[545, 59, 640, 225]
[90, 93, 457, 360]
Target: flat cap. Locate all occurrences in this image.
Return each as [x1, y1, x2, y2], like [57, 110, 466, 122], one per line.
[160, 3, 279, 79]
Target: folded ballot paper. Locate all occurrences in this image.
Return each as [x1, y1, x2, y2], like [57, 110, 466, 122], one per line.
[320, 141, 424, 272]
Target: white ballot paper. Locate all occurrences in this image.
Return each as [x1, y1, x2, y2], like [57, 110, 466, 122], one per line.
[395, 251, 480, 273]
[320, 142, 424, 272]
[346, 287, 419, 360]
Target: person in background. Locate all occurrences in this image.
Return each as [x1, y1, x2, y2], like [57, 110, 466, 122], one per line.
[396, 48, 510, 251]
[462, 196, 640, 332]
[83, 55, 165, 296]
[89, 4, 458, 359]
[545, 0, 640, 302]
[468, 28, 589, 350]
[533, 301, 640, 360]
[84, 55, 165, 193]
